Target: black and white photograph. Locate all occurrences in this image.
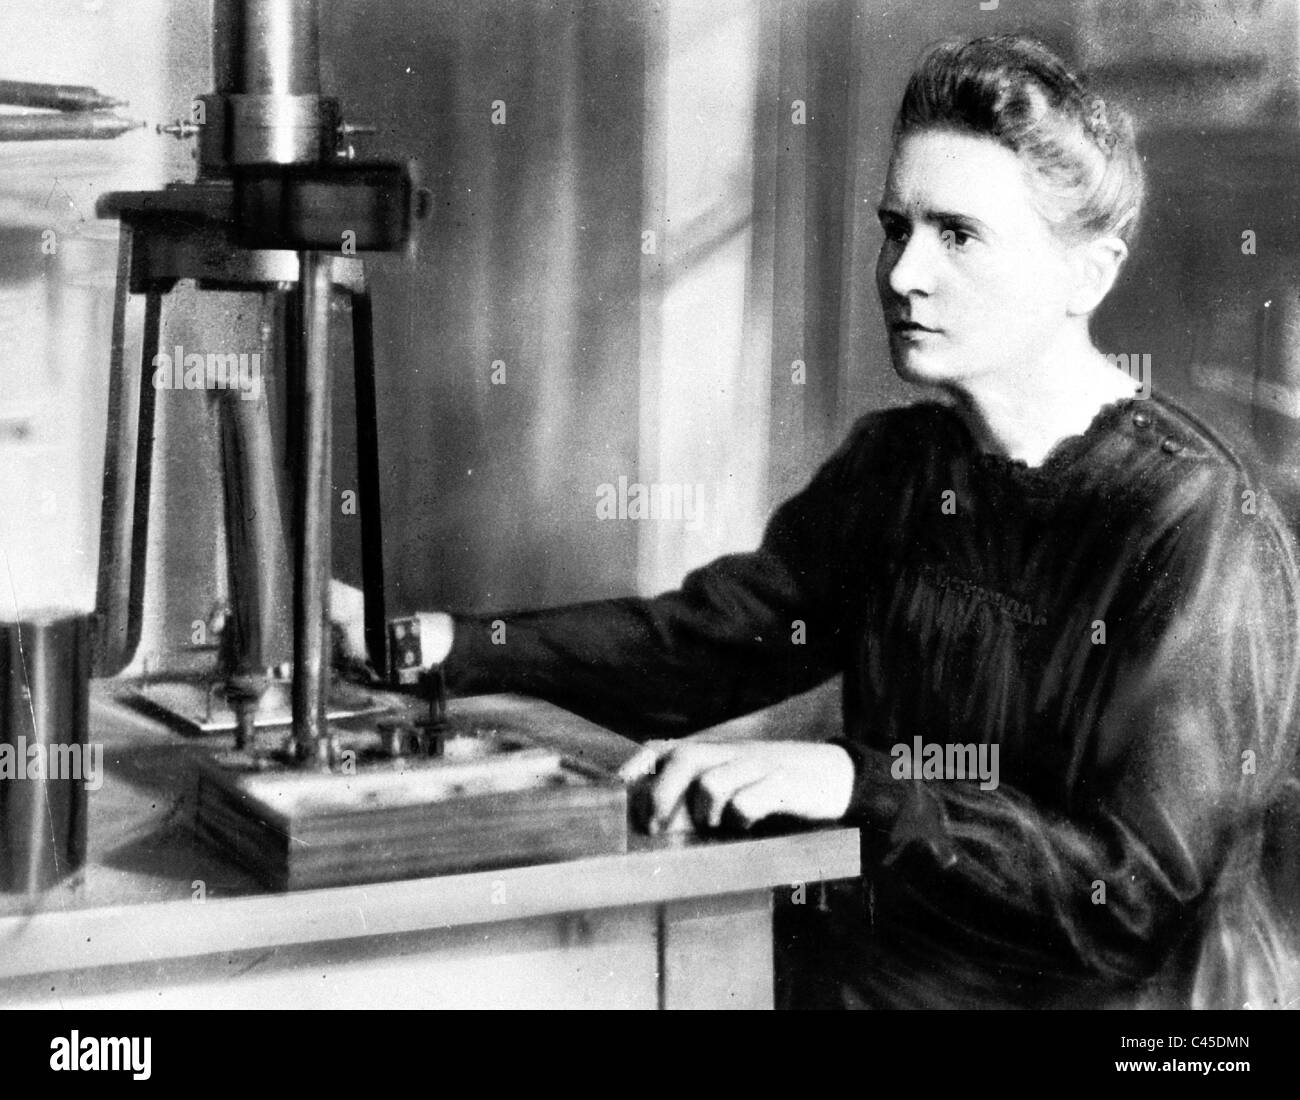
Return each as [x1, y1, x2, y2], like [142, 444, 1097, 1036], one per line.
[0, 0, 1298, 1068]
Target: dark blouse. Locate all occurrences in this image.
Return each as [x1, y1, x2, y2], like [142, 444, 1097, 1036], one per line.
[441, 394, 1300, 1009]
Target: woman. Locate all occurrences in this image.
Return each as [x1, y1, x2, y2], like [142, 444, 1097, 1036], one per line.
[339, 34, 1300, 1008]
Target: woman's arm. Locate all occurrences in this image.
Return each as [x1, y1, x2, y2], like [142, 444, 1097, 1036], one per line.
[439, 416, 885, 740]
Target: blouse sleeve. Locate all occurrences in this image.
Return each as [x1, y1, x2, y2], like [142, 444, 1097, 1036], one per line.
[836, 475, 1300, 990]
[439, 416, 882, 740]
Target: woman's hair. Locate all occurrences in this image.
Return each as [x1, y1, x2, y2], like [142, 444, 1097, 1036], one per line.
[894, 34, 1145, 249]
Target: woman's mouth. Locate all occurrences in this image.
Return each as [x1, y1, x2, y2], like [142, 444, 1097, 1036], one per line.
[890, 320, 939, 337]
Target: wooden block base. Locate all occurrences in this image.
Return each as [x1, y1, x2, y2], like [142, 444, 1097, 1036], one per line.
[194, 730, 628, 891]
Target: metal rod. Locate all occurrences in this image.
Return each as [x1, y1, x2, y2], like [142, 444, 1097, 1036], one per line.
[93, 223, 138, 676]
[0, 79, 125, 112]
[94, 223, 161, 677]
[0, 113, 143, 141]
[350, 285, 388, 672]
[290, 251, 332, 764]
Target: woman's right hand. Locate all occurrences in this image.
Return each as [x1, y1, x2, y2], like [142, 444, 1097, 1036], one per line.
[329, 579, 456, 679]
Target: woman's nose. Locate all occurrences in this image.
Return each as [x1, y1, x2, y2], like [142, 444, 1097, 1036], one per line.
[886, 231, 940, 298]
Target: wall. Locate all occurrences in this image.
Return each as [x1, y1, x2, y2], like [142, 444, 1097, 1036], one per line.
[3, 0, 1294, 676]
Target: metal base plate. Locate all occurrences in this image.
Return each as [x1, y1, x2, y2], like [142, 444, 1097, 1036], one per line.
[122, 677, 390, 736]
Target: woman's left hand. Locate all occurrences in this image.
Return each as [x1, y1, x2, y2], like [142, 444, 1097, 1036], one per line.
[617, 740, 856, 835]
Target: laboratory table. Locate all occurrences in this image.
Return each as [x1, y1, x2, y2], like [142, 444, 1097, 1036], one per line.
[0, 686, 860, 1009]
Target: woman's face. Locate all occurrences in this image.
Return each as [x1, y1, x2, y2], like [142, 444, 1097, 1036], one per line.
[875, 128, 1078, 390]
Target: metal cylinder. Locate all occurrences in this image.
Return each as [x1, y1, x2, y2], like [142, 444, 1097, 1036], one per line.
[212, 0, 321, 96]
[217, 360, 294, 677]
[240, 0, 322, 96]
[227, 93, 339, 165]
[204, 0, 335, 169]
[0, 613, 92, 893]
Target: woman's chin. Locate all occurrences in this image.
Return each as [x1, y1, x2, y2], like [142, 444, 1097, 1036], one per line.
[890, 347, 959, 386]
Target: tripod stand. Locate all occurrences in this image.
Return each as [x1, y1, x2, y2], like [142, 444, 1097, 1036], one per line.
[94, 183, 396, 760]
[93, 0, 411, 763]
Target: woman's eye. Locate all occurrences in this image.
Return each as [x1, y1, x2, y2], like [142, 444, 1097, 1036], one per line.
[880, 218, 909, 244]
[940, 228, 973, 251]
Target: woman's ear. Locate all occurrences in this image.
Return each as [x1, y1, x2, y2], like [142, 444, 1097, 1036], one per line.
[1066, 236, 1128, 316]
